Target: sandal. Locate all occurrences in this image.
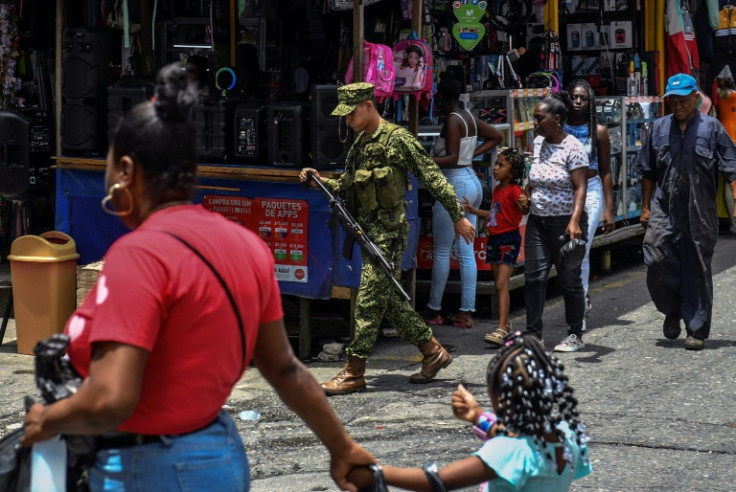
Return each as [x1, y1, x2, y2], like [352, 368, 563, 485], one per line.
[449, 311, 473, 329]
[483, 323, 512, 345]
[421, 308, 444, 326]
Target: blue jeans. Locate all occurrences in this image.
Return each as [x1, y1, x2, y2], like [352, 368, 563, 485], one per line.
[89, 411, 250, 492]
[581, 176, 603, 294]
[524, 213, 588, 338]
[428, 167, 482, 312]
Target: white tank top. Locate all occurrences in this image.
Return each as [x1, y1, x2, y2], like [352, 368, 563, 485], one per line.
[430, 109, 478, 166]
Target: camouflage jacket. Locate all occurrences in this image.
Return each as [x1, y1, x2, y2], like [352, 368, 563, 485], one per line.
[323, 119, 464, 233]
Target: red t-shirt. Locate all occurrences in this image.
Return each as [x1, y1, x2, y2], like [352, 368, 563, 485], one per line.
[487, 184, 523, 235]
[66, 205, 283, 435]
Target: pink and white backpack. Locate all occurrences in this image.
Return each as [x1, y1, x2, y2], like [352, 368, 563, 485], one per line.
[392, 38, 434, 105]
[345, 40, 395, 102]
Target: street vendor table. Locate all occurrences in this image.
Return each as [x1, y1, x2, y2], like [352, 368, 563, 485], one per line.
[54, 157, 420, 359]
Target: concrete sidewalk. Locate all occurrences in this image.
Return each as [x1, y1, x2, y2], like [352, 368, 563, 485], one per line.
[1, 240, 735, 491]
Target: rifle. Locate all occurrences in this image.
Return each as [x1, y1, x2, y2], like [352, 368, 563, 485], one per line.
[306, 172, 411, 303]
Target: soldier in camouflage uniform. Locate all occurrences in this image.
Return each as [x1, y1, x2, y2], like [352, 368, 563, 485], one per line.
[300, 82, 476, 395]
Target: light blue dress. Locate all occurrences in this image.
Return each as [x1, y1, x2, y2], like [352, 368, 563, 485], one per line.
[474, 421, 592, 491]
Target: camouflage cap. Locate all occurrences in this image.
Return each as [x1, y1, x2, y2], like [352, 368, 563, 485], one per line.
[331, 82, 375, 116]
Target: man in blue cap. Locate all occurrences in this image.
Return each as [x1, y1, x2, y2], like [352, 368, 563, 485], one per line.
[634, 73, 736, 350]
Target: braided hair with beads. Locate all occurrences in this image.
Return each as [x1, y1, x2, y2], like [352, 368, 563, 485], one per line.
[566, 78, 599, 162]
[486, 332, 588, 463]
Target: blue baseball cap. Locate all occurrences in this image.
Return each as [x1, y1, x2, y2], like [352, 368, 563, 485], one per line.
[663, 73, 698, 97]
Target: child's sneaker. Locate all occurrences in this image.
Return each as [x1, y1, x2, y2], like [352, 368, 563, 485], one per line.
[554, 334, 585, 352]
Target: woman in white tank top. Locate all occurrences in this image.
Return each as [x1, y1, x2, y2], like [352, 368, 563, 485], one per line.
[422, 72, 503, 329]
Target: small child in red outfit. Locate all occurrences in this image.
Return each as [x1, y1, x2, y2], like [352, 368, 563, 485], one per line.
[463, 148, 528, 345]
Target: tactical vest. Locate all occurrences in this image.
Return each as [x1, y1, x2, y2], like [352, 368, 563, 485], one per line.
[340, 123, 407, 230]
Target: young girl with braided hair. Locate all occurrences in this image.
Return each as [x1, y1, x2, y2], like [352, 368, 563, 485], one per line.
[348, 332, 591, 491]
[463, 148, 528, 345]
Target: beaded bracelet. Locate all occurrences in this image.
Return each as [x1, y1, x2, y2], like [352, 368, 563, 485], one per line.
[472, 410, 498, 441]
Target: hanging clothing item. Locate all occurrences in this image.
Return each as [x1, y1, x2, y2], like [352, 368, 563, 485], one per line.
[666, 0, 701, 78]
[634, 113, 736, 339]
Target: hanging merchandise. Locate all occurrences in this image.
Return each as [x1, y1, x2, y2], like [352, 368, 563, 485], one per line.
[541, 29, 562, 72]
[0, 3, 21, 110]
[451, 0, 487, 51]
[665, 0, 700, 78]
[345, 41, 396, 102]
[392, 33, 435, 113]
[328, 0, 384, 11]
[525, 71, 560, 92]
[487, 0, 534, 32]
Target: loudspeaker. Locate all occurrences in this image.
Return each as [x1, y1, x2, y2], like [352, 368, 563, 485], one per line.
[107, 77, 155, 148]
[61, 28, 110, 155]
[0, 109, 52, 198]
[268, 102, 308, 167]
[233, 103, 266, 162]
[310, 85, 353, 170]
[193, 101, 234, 163]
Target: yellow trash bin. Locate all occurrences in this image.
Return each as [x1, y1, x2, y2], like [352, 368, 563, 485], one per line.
[8, 231, 80, 355]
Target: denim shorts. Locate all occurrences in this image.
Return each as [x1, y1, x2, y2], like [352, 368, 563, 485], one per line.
[486, 230, 522, 267]
[89, 410, 250, 492]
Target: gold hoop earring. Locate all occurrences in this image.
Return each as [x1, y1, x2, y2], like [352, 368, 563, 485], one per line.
[101, 183, 134, 216]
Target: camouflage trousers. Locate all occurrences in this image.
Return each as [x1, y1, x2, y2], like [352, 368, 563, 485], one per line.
[346, 223, 433, 359]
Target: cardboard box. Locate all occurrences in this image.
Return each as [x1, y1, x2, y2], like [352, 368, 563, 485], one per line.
[597, 23, 611, 49]
[580, 23, 598, 50]
[610, 20, 632, 48]
[567, 24, 581, 52]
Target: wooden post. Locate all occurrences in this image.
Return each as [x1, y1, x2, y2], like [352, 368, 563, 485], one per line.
[353, 0, 364, 81]
[408, 0, 422, 137]
[55, 0, 63, 156]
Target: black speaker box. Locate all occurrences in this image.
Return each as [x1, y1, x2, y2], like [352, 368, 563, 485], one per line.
[193, 101, 234, 163]
[0, 109, 52, 198]
[310, 85, 353, 170]
[233, 103, 266, 162]
[61, 28, 110, 155]
[107, 78, 155, 148]
[268, 102, 308, 167]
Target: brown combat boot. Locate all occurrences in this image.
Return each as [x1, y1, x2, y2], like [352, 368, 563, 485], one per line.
[409, 337, 453, 384]
[321, 356, 367, 395]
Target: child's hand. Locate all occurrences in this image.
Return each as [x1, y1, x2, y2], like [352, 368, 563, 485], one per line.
[452, 384, 482, 424]
[346, 465, 375, 488]
[461, 197, 474, 212]
[517, 193, 529, 208]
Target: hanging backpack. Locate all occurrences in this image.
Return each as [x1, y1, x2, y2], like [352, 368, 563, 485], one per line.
[392, 36, 434, 111]
[345, 40, 396, 103]
[392, 38, 433, 95]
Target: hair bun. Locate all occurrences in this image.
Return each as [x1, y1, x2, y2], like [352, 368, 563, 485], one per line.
[154, 62, 197, 121]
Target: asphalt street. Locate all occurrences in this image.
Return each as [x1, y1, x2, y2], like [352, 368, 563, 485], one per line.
[1, 232, 735, 491]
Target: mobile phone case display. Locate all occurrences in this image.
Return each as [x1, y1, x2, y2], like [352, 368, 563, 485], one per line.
[623, 96, 661, 219]
[595, 96, 625, 222]
[469, 88, 550, 154]
[595, 95, 661, 222]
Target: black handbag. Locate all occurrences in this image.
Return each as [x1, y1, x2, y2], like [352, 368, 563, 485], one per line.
[0, 427, 31, 492]
[558, 235, 587, 270]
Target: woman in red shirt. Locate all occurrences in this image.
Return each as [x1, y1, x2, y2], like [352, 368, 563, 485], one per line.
[21, 63, 373, 492]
